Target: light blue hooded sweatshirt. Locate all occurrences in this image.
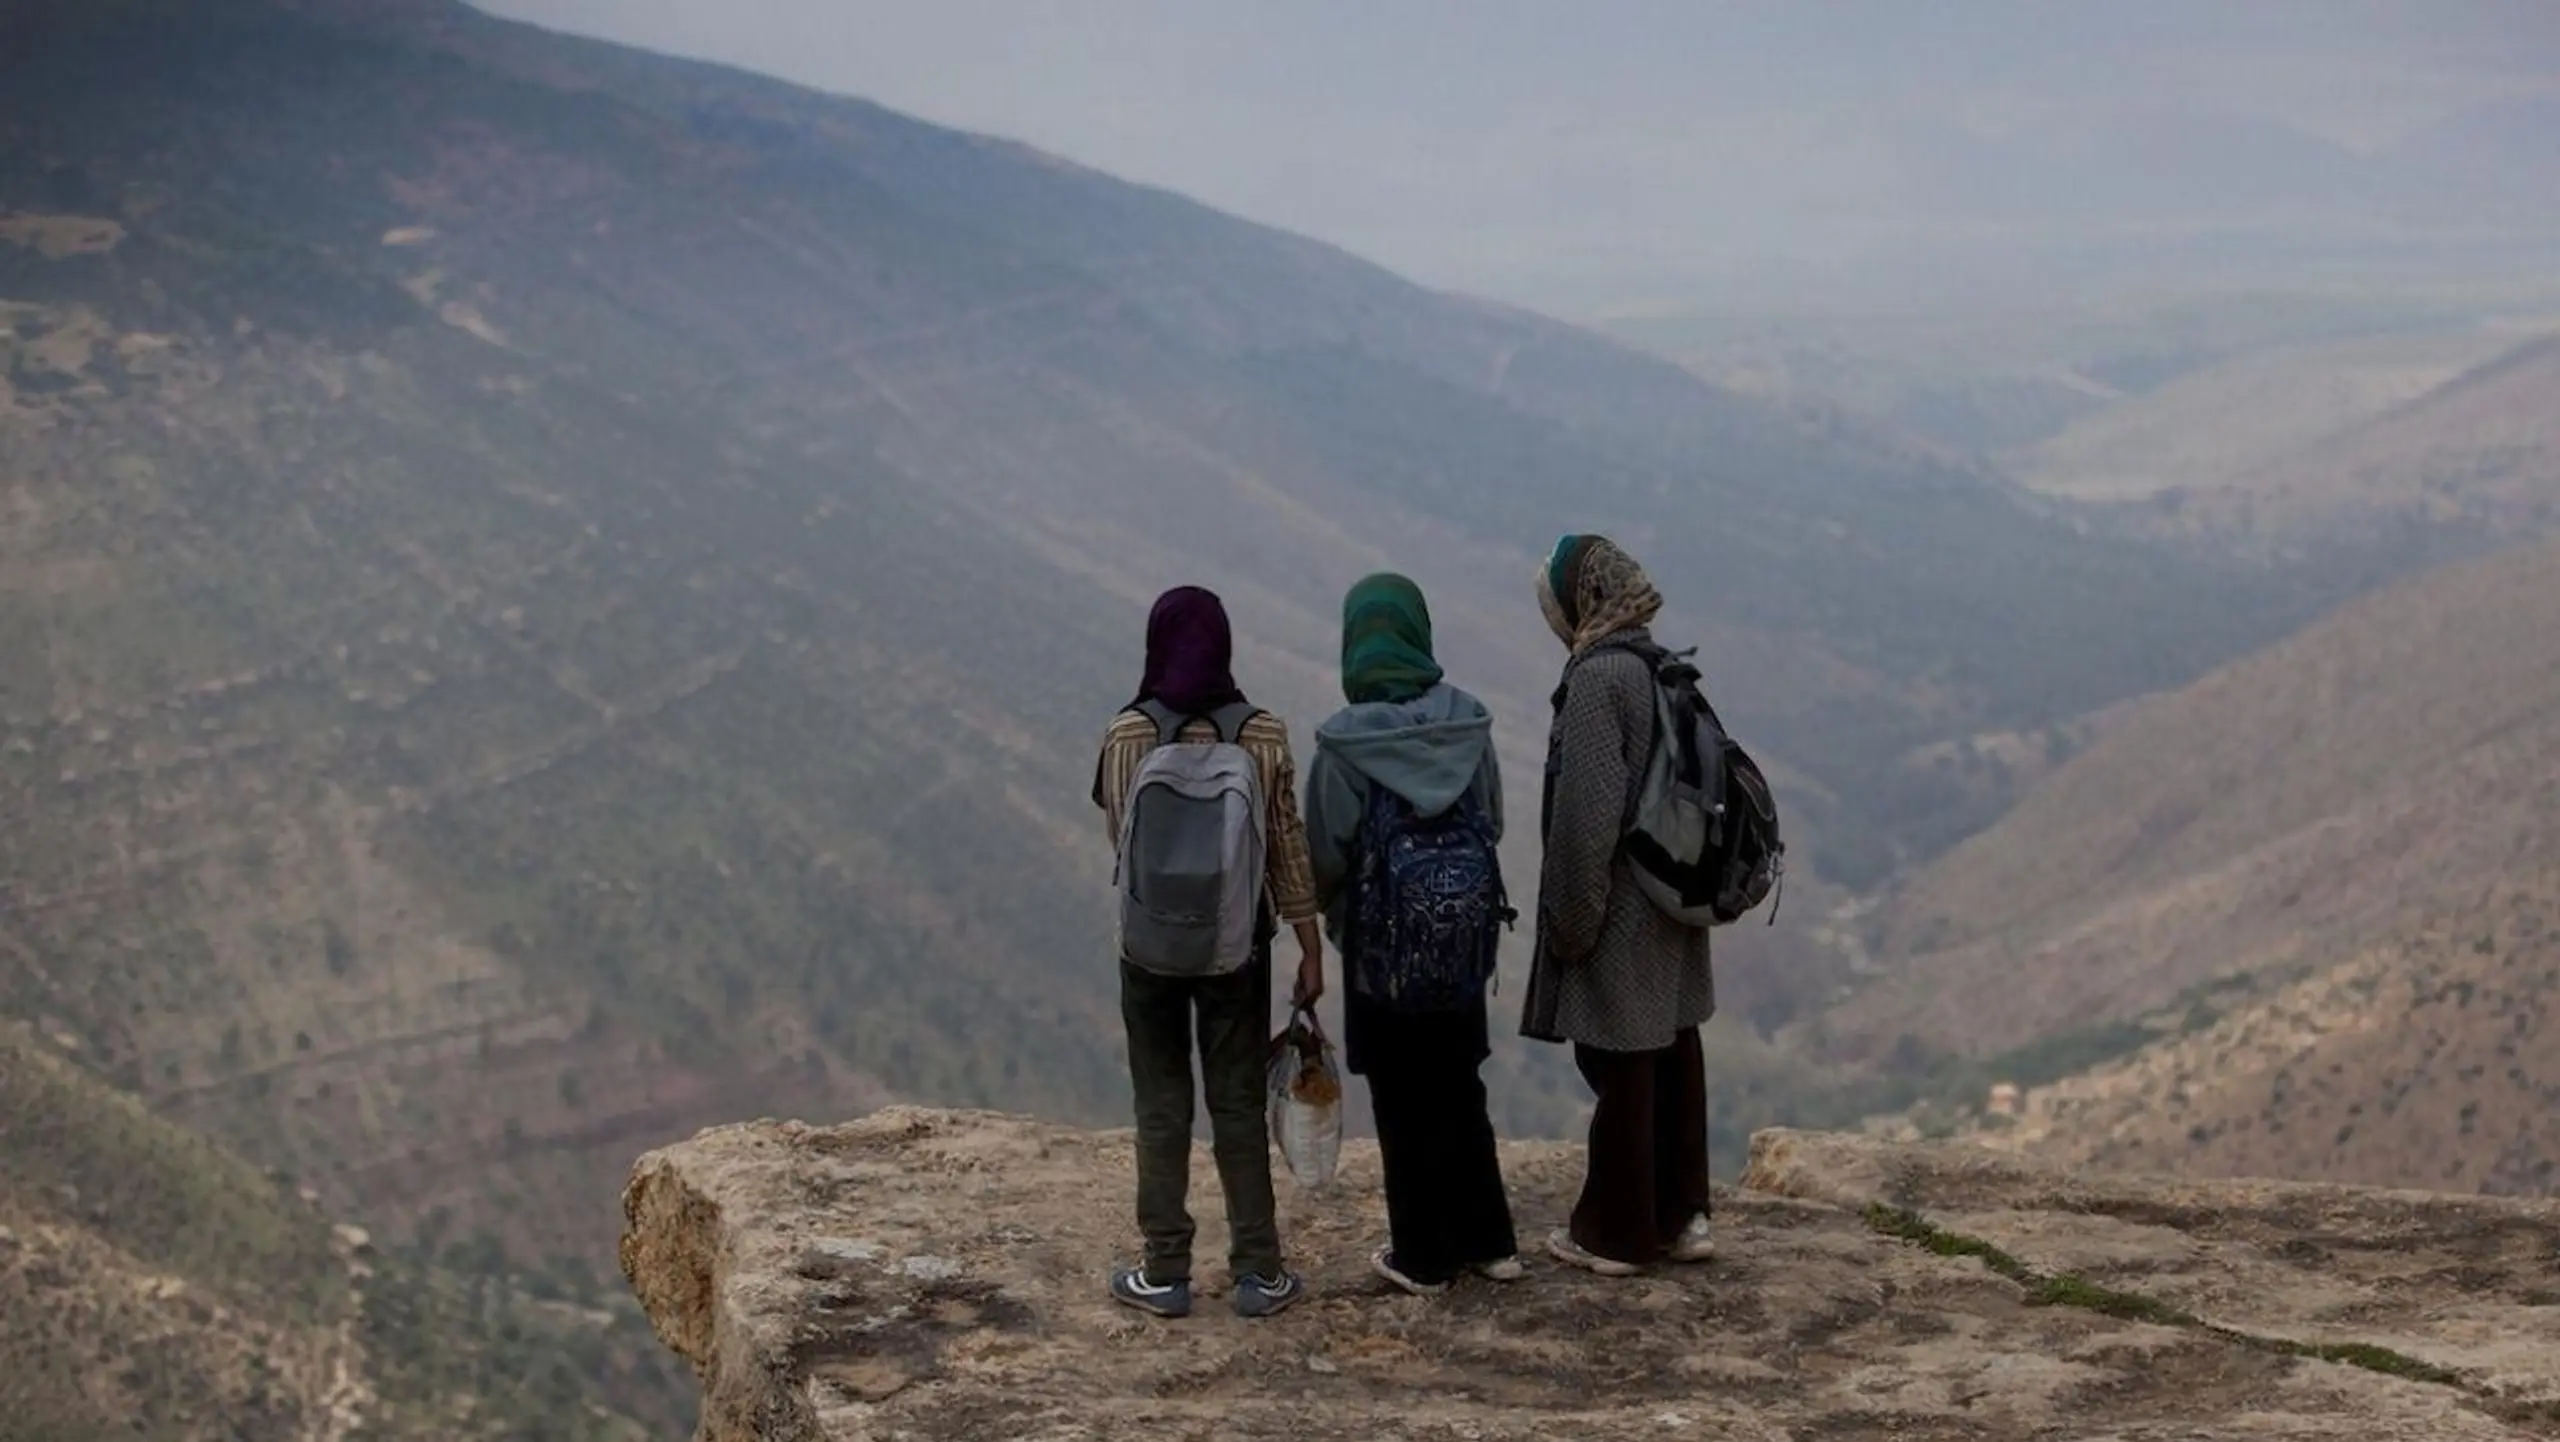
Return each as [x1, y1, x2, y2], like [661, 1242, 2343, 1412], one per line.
[1302, 682, 1503, 943]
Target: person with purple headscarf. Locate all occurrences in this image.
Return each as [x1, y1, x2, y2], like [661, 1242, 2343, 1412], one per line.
[1091, 585, 1324, 1321]
[1128, 584, 1250, 715]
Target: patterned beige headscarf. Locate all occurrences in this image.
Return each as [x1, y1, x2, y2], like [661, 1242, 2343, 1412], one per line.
[1535, 533, 1663, 654]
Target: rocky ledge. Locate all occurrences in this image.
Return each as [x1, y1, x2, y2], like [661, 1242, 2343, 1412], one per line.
[621, 1107, 2560, 1441]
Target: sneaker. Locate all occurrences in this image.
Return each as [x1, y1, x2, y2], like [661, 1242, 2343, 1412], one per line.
[1471, 1255, 1527, 1283]
[1109, 1267, 1193, 1318]
[1232, 1269, 1306, 1318]
[1370, 1246, 1450, 1298]
[1546, 1228, 1643, 1278]
[1670, 1214, 1716, 1264]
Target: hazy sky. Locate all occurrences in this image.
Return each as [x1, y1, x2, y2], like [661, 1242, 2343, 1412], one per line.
[472, 1, 2560, 313]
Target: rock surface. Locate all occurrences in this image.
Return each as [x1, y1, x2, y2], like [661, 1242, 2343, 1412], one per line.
[621, 1107, 2560, 1441]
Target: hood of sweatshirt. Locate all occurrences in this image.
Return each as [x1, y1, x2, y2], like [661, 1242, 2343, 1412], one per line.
[1313, 682, 1493, 815]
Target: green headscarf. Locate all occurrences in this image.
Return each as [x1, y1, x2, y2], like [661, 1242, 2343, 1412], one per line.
[1340, 572, 1445, 704]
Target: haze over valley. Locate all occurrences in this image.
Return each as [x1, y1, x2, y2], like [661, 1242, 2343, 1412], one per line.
[3, 2, 2557, 1436]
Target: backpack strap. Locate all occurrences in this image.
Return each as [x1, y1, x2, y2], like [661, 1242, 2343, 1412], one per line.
[1204, 701, 1262, 745]
[1556, 636, 1670, 702]
[1132, 699, 1188, 747]
[1577, 638, 1723, 722]
[1132, 698, 1262, 747]
[1583, 636, 1669, 667]
[1558, 636, 1703, 836]
[1097, 702, 1180, 811]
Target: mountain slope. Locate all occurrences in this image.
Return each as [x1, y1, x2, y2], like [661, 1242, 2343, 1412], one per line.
[1970, 888, 2560, 1196]
[0, 0, 2357, 1285]
[1834, 532, 2560, 1068]
[2009, 325, 2560, 550]
[2201, 332, 2560, 545]
[0, 1019, 678, 1440]
[1600, 286, 2560, 458]
[2011, 323, 2548, 504]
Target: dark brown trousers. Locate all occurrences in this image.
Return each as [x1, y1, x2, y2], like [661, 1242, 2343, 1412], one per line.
[1568, 1025, 1713, 1265]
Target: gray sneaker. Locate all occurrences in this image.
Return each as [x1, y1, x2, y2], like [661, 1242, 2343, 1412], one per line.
[1232, 1269, 1306, 1318]
[1547, 1228, 1643, 1278]
[1371, 1246, 1451, 1298]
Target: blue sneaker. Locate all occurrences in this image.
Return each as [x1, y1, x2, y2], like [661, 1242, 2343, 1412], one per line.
[1232, 1269, 1305, 1318]
[1110, 1267, 1192, 1318]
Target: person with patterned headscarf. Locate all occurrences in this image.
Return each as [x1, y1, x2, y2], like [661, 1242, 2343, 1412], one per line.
[1303, 573, 1524, 1296]
[1091, 585, 1322, 1320]
[1521, 535, 1718, 1276]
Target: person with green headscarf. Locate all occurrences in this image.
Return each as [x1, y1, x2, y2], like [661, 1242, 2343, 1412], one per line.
[1303, 573, 1523, 1296]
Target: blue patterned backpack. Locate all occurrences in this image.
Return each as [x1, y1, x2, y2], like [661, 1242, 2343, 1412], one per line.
[1347, 783, 1515, 1013]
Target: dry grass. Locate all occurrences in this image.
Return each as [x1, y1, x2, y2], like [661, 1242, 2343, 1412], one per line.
[0, 302, 116, 388]
[0, 211, 126, 259]
[1861, 1203, 2466, 1384]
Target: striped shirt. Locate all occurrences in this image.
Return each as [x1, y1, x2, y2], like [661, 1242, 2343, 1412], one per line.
[1094, 708, 1321, 926]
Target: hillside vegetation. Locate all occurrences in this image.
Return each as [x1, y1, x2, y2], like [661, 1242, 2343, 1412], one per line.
[0, 1020, 678, 1440]
[1831, 533, 2560, 1110]
[1966, 887, 2560, 1196]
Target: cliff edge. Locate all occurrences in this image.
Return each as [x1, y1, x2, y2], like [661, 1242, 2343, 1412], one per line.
[621, 1107, 2560, 1441]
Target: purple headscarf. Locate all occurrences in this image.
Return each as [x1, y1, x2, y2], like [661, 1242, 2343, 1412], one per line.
[1133, 585, 1248, 715]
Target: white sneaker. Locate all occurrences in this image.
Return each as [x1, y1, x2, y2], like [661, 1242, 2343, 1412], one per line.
[1370, 1246, 1450, 1297]
[1546, 1228, 1643, 1278]
[1472, 1255, 1527, 1283]
[1670, 1214, 1715, 1263]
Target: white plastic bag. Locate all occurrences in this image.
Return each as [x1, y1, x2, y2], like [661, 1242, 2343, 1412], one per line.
[1267, 1003, 1342, 1191]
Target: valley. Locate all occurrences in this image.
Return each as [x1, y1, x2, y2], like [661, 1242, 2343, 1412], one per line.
[1817, 517, 2560, 1200]
[1602, 198, 2560, 1200]
[1839, 526, 2560, 1064]
[0, 0, 2403, 1285]
[3, 0, 2560, 1435]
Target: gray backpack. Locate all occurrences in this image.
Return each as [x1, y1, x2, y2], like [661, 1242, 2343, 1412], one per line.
[1582, 639, 1786, 929]
[1113, 701, 1269, 976]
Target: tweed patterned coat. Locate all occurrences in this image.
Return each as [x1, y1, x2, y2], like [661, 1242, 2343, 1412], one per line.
[1518, 627, 1716, 1052]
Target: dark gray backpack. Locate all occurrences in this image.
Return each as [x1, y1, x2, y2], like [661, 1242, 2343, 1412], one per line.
[1112, 701, 1269, 976]
[1586, 640, 1785, 928]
